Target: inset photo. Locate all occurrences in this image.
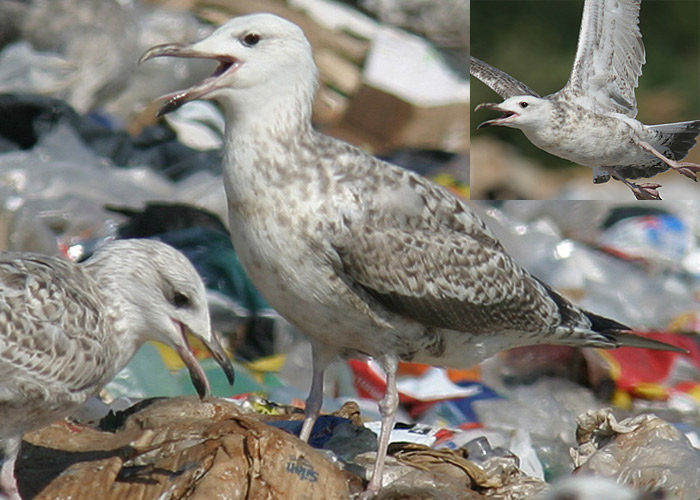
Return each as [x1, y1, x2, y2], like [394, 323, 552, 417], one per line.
[470, 0, 700, 200]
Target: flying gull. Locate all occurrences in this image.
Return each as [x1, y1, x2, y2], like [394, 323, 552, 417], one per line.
[471, 0, 700, 200]
[140, 14, 685, 496]
[0, 239, 234, 500]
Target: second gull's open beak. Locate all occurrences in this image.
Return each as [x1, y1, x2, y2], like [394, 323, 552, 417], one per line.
[474, 102, 518, 129]
[173, 319, 235, 399]
[139, 42, 240, 117]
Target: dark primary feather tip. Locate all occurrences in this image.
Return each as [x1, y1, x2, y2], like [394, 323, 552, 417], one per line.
[586, 310, 688, 353]
[611, 332, 689, 353]
[586, 310, 631, 334]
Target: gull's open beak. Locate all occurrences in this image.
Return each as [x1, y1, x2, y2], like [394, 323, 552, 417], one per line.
[173, 320, 235, 398]
[474, 102, 518, 129]
[139, 42, 240, 117]
[203, 330, 236, 387]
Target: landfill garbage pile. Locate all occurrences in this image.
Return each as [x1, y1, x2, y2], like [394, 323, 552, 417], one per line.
[8, 186, 700, 499]
[2, 0, 700, 499]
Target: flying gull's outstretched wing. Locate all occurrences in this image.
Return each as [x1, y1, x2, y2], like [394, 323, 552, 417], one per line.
[470, 56, 541, 99]
[563, 0, 645, 117]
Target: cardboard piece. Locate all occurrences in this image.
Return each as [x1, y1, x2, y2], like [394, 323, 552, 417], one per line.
[335, 27, 469, 154]
[20, 397, 350, 500]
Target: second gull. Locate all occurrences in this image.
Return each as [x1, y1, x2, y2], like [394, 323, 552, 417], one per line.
[141, 13, 686, 496]
[471, 0, 700, 200]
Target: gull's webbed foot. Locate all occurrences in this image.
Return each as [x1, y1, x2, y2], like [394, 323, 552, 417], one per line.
[676, 163, 700, 181]
[630, 182, 663, 200]
[608, 167, 662, 200]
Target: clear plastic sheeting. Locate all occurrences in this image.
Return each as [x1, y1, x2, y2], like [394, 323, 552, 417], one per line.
[0, 42, 76, 97]
[0, 0, 215, 118]
[469, 378, 602, 479]
[542, 476, 646, 500]
[16, 0, 139, 113]
[472, 202, 700, 330]
[572, 408, 700, 500]
[160, 101, 225, 151]
[0, 120, 227, 253]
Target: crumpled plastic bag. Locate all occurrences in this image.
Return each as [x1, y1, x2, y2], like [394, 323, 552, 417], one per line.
[571, 408, 700, 499]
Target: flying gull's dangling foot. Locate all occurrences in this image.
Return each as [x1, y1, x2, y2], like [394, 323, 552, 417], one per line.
[608, 168, 662, 200]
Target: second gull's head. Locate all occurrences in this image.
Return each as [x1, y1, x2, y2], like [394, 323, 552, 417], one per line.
[475, 95, 552, 131]
[86, 239, 235, 397]
[140, 13, 318, 120]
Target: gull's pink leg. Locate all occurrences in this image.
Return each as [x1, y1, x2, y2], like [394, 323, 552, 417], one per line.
[299, 343, 334, 442]
[361, 355, 399, 499]
[607, 168, 662, 200]
[0, 438, 22, 500]
[638, 141, 700, 181]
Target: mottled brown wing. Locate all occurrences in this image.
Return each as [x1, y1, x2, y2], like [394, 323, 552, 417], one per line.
[331, 176, 561, 336]
[0, 254, 106, 396]
[470, 56, 541, 99]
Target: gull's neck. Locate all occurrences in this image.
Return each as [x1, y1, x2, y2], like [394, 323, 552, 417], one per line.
[221, 85, 317, 203]
[82, 257, 147, 369]
[223, 84, 314, 142]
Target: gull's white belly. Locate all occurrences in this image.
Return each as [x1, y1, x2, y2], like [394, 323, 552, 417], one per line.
[226, 201, 509, 367]
[524, 111, 647, 167]
[226, 203, 393, 353]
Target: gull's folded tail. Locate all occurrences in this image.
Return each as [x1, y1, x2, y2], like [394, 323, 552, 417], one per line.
[585, 310, 687, 353]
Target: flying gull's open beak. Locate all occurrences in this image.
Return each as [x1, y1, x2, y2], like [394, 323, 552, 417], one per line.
[474, 102, 519, 129]
[173, 319, 235, 399]
[139, 42, 240, 117]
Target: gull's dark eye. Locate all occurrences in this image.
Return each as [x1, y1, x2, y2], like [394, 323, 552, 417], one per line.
[242, 33, 261, 47]
[519, 101, 529, 108]
[172, 292, 190, 308]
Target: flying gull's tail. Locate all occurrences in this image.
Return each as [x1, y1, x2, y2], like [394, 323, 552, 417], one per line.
[650, 120, 700, 163]
[613, 120, 700, 180]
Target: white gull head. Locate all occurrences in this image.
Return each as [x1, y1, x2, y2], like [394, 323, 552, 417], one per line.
[86, 239, 234, 396]
[475, 95, 554, 132]
[139, 13, 319, 124]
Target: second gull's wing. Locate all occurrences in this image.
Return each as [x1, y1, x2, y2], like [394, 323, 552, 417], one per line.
[470, 56, 541, 99]
[330, 170, 564, 336]
[0, 255, 107, 400]
[563, 0, 645, 117]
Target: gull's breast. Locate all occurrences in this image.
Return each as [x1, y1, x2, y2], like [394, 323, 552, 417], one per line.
[524, 107, 644, 167]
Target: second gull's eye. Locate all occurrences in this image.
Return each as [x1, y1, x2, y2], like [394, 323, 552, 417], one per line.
[243, 33, 261, 47]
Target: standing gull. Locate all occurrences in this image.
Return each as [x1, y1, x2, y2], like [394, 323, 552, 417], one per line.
[0, 239, 234, 500]
[140, 14, 684, 496]
[471, 0, 700, 200]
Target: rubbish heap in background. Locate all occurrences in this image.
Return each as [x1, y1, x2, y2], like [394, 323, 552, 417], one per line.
[0, 0, 468, 252]
[1, 0, 700, 498]
[0, 0, 468, 170]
